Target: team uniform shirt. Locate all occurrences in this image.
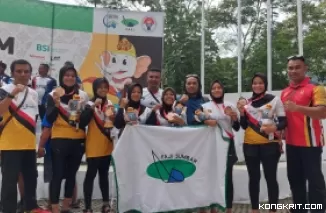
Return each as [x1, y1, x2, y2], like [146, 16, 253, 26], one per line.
[85, 101, 113, 158]
[281, 77, 326, 147]
[202, 101, 237, 137]
[32, 76, 57, 105]
[141, 87, 163, 108]
[243, 96, 285, 144]
[49, 90, 89, 139]
[0, 84, 39, 150]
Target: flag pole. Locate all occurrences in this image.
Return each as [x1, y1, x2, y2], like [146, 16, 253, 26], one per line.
[267, 0, 272, 92]
[237, 0, 242, 95]
[200, 0, 205, 93]
[297, 0, 303, 55]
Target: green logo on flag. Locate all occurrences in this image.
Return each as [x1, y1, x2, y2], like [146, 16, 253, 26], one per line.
[146, 151, 197, 183]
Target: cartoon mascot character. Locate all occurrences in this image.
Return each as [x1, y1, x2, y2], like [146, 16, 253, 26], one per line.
[94, 38, 151, 98]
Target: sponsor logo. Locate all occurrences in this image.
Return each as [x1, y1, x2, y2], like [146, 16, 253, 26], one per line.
[103, 14, 119, 28]
[142, 16, 156, 32]
[121, 16, 139, 31]
[36, 44, 68, 54]
[0, 37, 14, 55]
[146, 151, 197, 183]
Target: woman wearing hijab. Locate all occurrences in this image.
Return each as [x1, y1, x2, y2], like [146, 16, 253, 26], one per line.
[237, 73, 287, 213]
[46, 66, 89, 213]
[145, 87, 187, 126]
[114, 83, 152, 136]
[79, 78, 114, 213]
[179, 74, 209, 125]
[201, 80, 240, 213]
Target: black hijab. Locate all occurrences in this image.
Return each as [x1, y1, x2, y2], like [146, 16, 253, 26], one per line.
[250, 72, 274, 107]
[127, 83, 143, 109]
[160, 87, 176, 119]
[58, 66, 79, 104]
[210, 80, 224, 104]
[91, 78, 109, 107]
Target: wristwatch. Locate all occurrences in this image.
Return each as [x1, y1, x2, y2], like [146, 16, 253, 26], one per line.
[7, 93, 15, 99]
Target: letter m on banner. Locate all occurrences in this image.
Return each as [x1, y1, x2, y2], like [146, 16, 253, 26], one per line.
[0, 37, 14, 55]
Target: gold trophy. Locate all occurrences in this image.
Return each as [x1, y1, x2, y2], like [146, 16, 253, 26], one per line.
[125, 107, 138, 125]
[104, 105, 115, 133]
[68, 94, 82, 129]
[259, 104, 275, 140]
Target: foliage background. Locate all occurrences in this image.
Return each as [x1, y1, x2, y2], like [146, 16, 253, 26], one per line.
[83, 0, 326, 93]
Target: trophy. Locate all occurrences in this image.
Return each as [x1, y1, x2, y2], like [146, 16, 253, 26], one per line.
[68, 94, 82, 129]
[125, 107, 138, 124]
[194, 108, 210, 122]
[104, 105, 115, 133]
[174, 102, 186, 116]
[259, 104, 275, 140]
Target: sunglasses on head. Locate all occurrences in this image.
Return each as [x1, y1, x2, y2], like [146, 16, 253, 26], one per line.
[186, 74, 199, 78]
[287, 55, 305, 62]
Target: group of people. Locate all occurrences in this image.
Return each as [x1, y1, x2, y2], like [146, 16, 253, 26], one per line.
[0, 55, 324, 213]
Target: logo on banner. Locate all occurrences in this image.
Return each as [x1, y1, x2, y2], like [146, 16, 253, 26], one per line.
[146, 150, 197, 183]
[142, 16, 156, 32]
[103, 14, 119, 28]
[121, 16, 139, 31]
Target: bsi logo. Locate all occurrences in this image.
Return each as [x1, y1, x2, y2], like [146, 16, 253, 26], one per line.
[0, 37, 15, 55]
[37, 44, 50, 52]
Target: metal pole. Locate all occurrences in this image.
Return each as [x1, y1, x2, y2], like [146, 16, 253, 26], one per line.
[297, 0, 303, 55]
[267, 0, 272, 91]
[200, 0, 205, 92]
[237, 0, 242, 94]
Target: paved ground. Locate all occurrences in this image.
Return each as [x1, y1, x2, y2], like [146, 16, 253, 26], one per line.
[37, 198, 293, 213]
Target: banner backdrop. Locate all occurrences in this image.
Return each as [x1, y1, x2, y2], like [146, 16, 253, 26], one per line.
[0, 0, 164, 104]
[112, 125, 230, 212]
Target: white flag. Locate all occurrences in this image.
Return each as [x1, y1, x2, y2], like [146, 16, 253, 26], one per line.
[112, 125, 230, 213]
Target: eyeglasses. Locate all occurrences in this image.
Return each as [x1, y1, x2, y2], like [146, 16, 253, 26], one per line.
[186, 74, 199, 78]
[287, 55, 305, 62]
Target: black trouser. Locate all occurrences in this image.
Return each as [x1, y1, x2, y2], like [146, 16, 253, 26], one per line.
[1, 150, 38, 213]
[83, 155, 111, 210]
[37, 105, 46, 122]
[244, 143, 281, 212]
[286, 144, 326, 213]
[50, 138, 84, 204]
[226, 139, 237, 209]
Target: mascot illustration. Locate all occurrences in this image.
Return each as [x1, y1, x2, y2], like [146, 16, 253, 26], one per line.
[95, 38, 151, 97]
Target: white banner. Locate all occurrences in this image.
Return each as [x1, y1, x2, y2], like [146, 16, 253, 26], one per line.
[112, 125, 230, 213]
